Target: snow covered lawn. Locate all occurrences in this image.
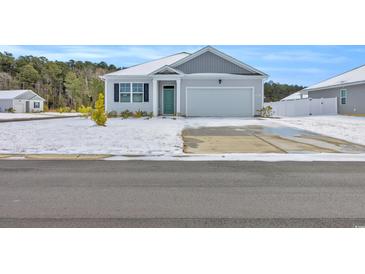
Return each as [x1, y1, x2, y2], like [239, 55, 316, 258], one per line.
[0, 117, 267, 155]
[0, 112, 80, 121]
[0, 115, 364, 157]
[275, 115, 365, 146]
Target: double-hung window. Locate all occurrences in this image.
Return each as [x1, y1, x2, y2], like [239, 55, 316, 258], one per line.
[34, 102, 40, 108]
[340, 89, 347, 105]
[120, 83, 131, 102]
[132, 83, 143, 102]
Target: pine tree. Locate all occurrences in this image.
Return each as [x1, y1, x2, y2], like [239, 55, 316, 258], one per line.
[91, 93, 107, 126]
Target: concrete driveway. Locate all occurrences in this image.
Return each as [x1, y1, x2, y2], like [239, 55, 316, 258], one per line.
[183, 125, 365, 154]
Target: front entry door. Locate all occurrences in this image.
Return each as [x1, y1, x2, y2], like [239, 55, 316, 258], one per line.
[25, 101, 30, 113]
[163, 86, 175, 115]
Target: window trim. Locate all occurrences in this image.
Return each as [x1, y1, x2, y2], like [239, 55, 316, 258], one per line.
[340, 89, 347, 105]
[119, 83, 131, 103]
[132, 83, 144, 103]
[118, 82, 147, 103]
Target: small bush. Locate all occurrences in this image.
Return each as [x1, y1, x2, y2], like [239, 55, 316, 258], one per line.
[147, 112, 153, 118]
[133, 109, 144, 118]
[78, 105, 93, 117]
[120, 109, 133, 119]
[91, 93, 107, 126]
[7, 107, 15, 113]
[107, 111, 118, 118]
[58, 106, 71, 113]
[259, 106, 273, 118]
[43, 104, 49, 112]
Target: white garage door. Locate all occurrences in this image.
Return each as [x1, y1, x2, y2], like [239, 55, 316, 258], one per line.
[13, 101, 25, 113]
[186, 87, 254, 117]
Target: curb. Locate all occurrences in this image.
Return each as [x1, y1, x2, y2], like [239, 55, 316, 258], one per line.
[0, 154, 112, 160]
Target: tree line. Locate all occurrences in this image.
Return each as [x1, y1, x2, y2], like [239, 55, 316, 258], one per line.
[1, 51, 305, 108]
[0, 51, 119, 110]
[264, 80, 306, 102]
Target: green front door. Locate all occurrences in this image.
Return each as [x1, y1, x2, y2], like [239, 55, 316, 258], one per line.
[163, 86, 175, 115]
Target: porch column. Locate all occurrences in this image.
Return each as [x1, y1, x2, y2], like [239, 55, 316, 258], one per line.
[176, 78, 181, 115]
[152, 79, 158, 116]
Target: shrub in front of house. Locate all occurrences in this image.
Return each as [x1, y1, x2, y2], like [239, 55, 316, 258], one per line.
[120, 110, 133, 119]
[133, 109, 144, 118]
[107, 110, 118, 118]
[91, 93, 107, 126]
[259, 106, 273, 118]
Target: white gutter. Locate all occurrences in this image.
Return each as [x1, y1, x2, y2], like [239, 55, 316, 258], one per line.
[304, 80, 365, 92]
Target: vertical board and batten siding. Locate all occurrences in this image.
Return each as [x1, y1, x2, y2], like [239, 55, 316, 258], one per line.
[175, 51, 256, 75]
[179, 78, 263, 116]
[105, 78, 153, 113]
[308, 83, 365, 114]
[264, 98, 338, 117]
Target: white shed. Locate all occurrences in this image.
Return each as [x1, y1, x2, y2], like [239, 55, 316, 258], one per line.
[0, 90, 45, 113]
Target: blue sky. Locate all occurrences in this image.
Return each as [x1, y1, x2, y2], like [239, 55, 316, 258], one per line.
[1, 45, 365, 86]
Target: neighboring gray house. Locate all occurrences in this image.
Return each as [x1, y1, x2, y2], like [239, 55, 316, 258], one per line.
[304, 65, 365, 115]
[102, 46, 268, 117]
[0, 90, 45, 113]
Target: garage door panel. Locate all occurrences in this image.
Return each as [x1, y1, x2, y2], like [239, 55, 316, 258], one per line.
[14, 102, 24, 113]
[186, 87, 253, 117]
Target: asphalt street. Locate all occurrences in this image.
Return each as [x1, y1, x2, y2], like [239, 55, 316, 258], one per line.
[1, 160, 365, 227]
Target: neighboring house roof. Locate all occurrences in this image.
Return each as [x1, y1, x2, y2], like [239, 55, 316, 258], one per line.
[0, 90, 45, 101]
[104, 52, 190, 76]
[103, 46, 268, 78]
[281, 91, 308, 101]
[304, 64, 365, 92]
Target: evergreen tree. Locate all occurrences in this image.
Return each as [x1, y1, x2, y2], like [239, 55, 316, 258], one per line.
[91, 93, 107, 126]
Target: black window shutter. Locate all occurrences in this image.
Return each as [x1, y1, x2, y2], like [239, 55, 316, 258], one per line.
[144, 83, 149, 102]
[114, 83, 119, 102]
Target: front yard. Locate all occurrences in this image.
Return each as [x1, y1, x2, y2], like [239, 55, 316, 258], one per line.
[0, 117, 269, 155]
[0, 115, 364, 157]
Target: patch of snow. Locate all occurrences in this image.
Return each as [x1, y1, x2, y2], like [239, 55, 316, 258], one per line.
[0, 112, 80, 120]
[0, 117, 269, 155]
[1, 115, 365, 161]
[274, 115, 365, 146]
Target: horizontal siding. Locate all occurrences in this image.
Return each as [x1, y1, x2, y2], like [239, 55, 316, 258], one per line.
[105, 79, 153, 113]
[309, 83, 365, 114]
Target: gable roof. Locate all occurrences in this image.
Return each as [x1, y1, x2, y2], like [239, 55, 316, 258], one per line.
[103, 52, 190, 77]
[149, 65, 184, 75]
[0, 90, 45, 101]
[170, 46, 268, 76]
[304, 64, 365, 92]
[103, 46, 268, 78]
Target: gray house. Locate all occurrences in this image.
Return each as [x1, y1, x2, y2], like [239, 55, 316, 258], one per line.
[304, 65, 365, 115]
[0, 90, 45, 113]
[102, 46, 268, 117]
